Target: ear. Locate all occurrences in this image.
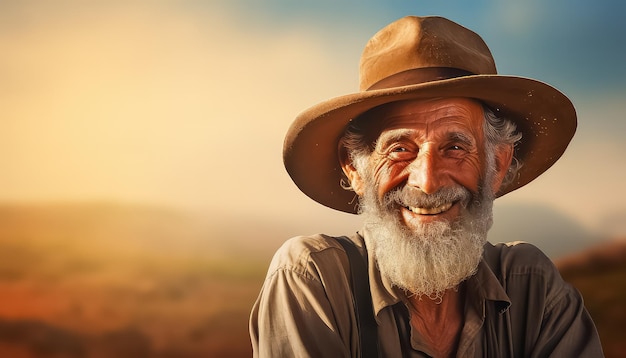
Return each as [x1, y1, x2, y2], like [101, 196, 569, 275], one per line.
[338, 145, 365, 196]
[491, 143, 514, 194]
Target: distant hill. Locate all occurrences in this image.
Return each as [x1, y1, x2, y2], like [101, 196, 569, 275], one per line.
[555, 239, 626, 358]
[490, 203, 601, 258]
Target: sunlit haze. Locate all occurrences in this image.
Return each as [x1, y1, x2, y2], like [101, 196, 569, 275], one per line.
[2, 1, 625, 245]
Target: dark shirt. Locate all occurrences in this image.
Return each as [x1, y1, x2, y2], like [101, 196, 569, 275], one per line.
[250, 230, 603, 357]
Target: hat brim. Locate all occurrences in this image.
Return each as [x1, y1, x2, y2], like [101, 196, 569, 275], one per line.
[283, 75, 576, 214]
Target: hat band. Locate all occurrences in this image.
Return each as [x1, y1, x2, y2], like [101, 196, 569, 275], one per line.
[366, 67, 474, 91]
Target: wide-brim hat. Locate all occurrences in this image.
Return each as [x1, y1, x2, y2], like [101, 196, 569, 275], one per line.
[283, 16, 576, 214]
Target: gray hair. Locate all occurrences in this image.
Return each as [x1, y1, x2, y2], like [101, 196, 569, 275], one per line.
[339, 103, 523, 191]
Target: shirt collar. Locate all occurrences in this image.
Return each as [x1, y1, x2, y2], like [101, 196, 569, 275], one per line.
[467, 257, 511, 315]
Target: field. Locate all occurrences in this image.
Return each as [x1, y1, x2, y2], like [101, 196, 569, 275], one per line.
[0, 203, 267, 357]
[0, 203, 623, 357]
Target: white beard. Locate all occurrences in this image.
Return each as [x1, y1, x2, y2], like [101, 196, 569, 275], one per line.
[359, 183, 494, 300]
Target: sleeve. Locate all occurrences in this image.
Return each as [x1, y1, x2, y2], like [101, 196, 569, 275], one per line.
[249, 236, 355, 358]
[502, 243, 604, 357]
[531, 281, 604, 357]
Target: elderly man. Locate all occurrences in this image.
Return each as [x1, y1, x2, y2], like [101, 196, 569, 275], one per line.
[250, 16, 603, 357]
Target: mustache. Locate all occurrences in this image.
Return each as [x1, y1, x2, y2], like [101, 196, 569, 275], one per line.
[382, 185, 472, 210]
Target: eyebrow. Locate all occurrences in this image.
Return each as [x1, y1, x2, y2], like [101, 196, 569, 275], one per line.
[447, 131, 476, 148]
[375, 129, 416, 150]
[375, 129, 476, 149]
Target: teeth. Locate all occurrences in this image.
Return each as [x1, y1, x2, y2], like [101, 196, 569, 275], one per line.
[407, 202, 453, 215]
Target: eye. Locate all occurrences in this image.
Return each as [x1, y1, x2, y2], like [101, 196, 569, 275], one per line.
[387, 144, 417, 161]
[444, 132, 475, 155]
[445, 143, 469, 159]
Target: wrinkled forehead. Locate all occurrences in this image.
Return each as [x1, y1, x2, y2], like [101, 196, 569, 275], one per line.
[348, 97, 485, 143]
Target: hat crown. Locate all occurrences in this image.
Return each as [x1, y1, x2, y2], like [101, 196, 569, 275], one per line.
[359, 16, 497, 91]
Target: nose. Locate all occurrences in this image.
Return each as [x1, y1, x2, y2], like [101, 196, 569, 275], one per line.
[406, 147, 445, 195]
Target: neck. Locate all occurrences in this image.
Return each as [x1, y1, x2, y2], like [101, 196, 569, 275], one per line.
[407, 286, 465, 358]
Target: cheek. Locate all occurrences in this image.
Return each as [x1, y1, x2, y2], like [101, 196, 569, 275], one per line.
[372, 160, 409, 198]
[451, 156, 483, 192]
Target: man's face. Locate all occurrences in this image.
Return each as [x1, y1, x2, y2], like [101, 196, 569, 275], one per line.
[342, 97, 505, 297]
[356, 97, 486, 228]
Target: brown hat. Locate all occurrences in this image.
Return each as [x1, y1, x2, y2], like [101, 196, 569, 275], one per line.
[283, 16, 576, 214]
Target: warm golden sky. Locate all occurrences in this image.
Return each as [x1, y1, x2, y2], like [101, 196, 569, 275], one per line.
[2, 1, 625, 245]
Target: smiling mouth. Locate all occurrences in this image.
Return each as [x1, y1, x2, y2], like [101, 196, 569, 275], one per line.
[406, 202, 454, 215]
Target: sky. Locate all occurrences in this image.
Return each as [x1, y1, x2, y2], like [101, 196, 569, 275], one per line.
[1, 0, 625, 249]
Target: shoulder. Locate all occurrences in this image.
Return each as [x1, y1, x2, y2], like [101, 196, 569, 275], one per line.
[266, 234, 348, 281]
[483, 241, 574, 305]
[484, 240, 557, 276]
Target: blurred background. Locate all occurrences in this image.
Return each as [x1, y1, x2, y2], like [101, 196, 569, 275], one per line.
[1, 0, 624, 357]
